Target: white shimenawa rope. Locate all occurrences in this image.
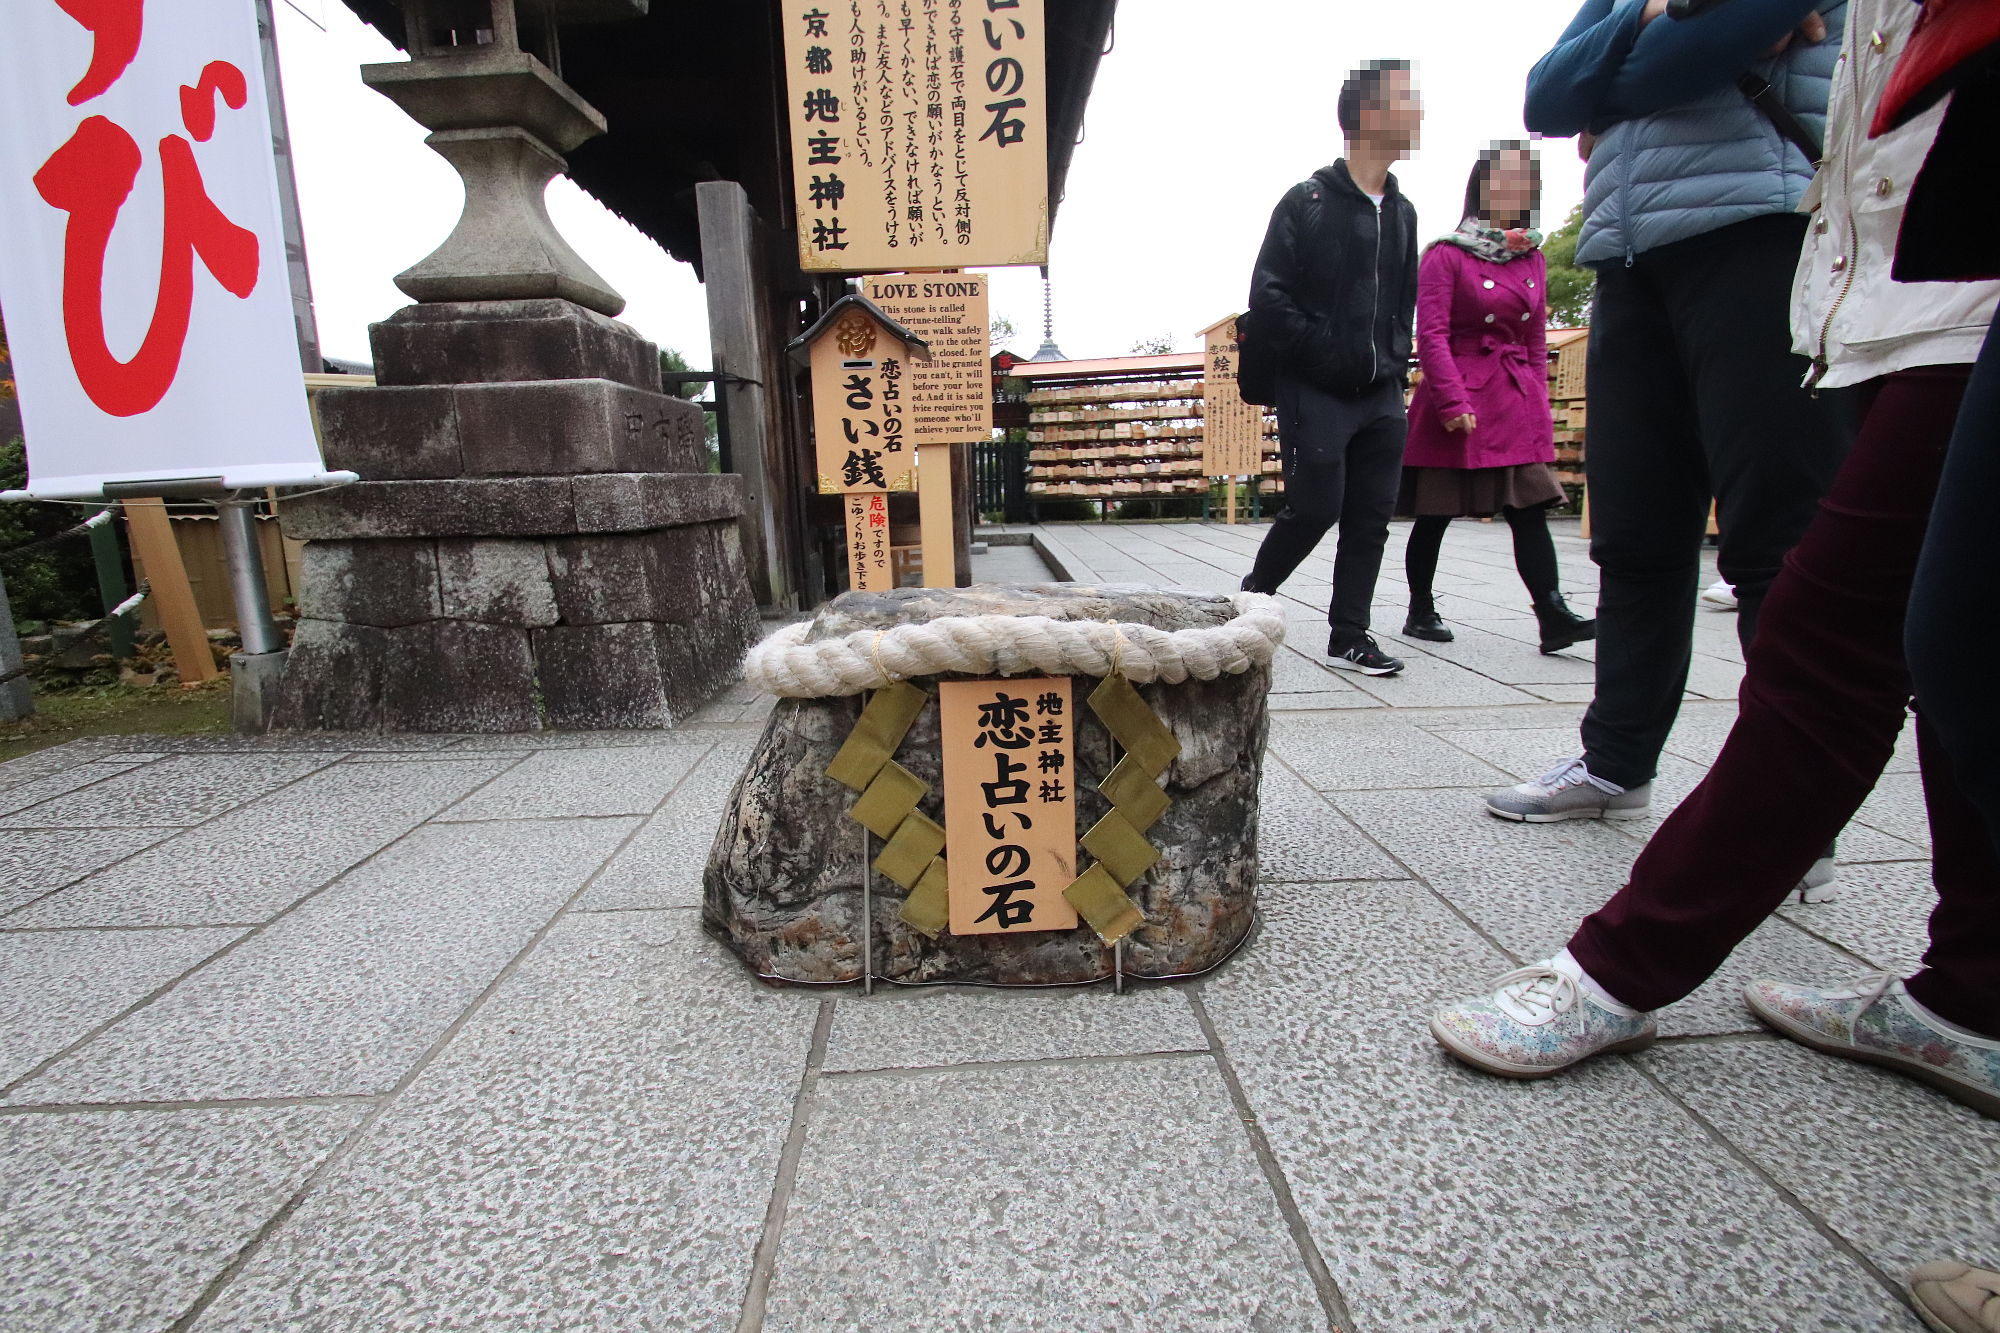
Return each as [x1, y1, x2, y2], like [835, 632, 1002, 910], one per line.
[744, 592, 1288, 698]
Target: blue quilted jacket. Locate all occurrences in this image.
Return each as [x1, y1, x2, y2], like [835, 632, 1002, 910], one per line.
[1527, 0, 1847, 267]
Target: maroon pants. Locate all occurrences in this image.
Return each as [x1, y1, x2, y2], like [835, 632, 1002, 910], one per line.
[1570, 366, 2000, 1037]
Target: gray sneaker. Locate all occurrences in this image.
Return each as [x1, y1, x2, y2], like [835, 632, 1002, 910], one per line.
[1485, 757, 1652, 823]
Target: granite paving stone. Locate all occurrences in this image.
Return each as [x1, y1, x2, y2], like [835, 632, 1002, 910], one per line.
[0, 755, 335, 829]
[1775, 860, 1938, 974]
[0, 828, 175, 917]
[1641, 1039, 2000, 1283]
[759, 1056, 1328, 1332]
[0, 1106, 365, 1333]
[821, 985, 1208, 1072]
[1331, 788, 1865, 1036]
[435, 744, 707, 820]
[1854, 772, 1934, 852]
[1265, 644, 1358, 696]
[1196, 879, 1912, 1333]
[1257, 763, 1404, 883]
[188, 913, 819, 1333]
[1337, 652, 1543, 709]
[0, 928, 243, 1087]
[572, 734, 757, 911]
[1267, 712, 1513, 792]
[3, 757, 520, 929]
[1268, 690, 1379, 711]
[0, 759, 156, 819]
[8, 818, 637, 1104]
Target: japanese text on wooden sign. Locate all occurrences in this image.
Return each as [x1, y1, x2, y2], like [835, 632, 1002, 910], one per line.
[0, 0, 338, 499]
[863, 273, 993, 446]
[782, 0, 1049, 273]
[809, 308, 919, 494]
[845, 492, 894, 590]
[1202, 315, 1264, 478]
[939, 677, 1076, 933]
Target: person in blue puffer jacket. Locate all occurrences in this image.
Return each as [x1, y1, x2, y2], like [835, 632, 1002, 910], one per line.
[1485, 0, 1858, 831]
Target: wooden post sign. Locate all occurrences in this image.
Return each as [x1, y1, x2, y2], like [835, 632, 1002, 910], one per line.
[863, 273, 991, 589]
[1200, 315, 1263, 523]
[939, 677, 1077, 934]
[788, 293, 929, 496]
[780, 0, 1050, 272]
[844, 492, 893, 591]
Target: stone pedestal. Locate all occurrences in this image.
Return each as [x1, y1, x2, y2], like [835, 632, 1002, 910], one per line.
[273, 300, 759, 731]
[704, 586, 1271, 985]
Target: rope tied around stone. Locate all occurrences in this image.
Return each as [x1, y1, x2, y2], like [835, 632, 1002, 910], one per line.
[742, 592, 1288, 698]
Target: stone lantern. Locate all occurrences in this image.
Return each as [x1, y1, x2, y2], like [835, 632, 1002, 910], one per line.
[274, 0, 762, 732]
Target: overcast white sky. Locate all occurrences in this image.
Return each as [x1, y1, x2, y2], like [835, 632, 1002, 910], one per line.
[274, 0, 1589, 367]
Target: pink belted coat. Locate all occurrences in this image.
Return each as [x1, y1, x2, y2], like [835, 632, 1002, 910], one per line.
[1402, 243, 1556, 470]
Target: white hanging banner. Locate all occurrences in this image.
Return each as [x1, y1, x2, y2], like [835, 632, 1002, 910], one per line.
[0, 0, 348, 499]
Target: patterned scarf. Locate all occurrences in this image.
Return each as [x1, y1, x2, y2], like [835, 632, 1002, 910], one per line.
[1437, 216, 1544, 264]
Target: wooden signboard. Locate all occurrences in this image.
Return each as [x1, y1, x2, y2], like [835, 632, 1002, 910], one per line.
[863, 273, 991, 589]
[803, 301, 921, 494]
[1201, 315, 1263, 479]
[939, 677, 1077, 934]
[845, 492, 894, 590]
[781, 0, 1050, 273]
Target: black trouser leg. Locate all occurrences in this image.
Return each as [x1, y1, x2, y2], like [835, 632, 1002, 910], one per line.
[1580, 215, 1851, 789]
[1405, 516, 1450, 610]
[1329, 393, 1407, 641]
[1248, 376, 1348, 592]
[1502, 505, 1560, 599]
[1908, 313, 2000, 869]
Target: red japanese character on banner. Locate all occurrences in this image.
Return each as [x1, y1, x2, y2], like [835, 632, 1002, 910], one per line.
[31, 0, 262, 418]
[56, 0, 144, 104]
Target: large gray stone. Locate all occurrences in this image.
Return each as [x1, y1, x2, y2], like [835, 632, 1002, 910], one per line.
[383, 620, 540, 732]
[532, 622, 679, 729]
[368, 299, 657, 391]
[451, 379, 706, 477]
[435, 538, 559, 627]
[705, 584, 1271, 986]
[276, 473, 744, 541]
[315, 384, 463, 481]
[317, 380, 705, 481]
[292, 538, 442, 628]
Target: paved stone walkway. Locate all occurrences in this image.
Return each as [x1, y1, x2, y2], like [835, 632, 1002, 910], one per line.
[1, 518, 1991, 1331]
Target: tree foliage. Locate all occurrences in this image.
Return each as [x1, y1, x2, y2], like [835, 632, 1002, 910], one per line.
[1129, 335, 1175, 355]
[1543, 204, 1596, 329]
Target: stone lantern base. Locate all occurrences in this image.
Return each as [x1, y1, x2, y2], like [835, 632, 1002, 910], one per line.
[273, 299, 759, 732]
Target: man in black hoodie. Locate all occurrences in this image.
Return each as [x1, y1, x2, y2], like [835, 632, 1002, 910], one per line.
[1242, 60, 1422, 676]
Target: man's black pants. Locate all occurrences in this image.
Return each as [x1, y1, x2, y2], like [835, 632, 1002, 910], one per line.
[1247, 374, 1406, 642]
[1581, 213, 1853, 790]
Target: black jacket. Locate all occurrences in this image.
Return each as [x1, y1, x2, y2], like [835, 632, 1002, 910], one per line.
[1247, 161, 1418, 397]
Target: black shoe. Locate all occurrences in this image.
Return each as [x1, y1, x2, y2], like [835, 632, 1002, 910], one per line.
[1533, 591, 1595, 655]
[1240, 573, 1275, 594]
[1327, 632, 1404, 676]
[1402, 608, 1454, 642]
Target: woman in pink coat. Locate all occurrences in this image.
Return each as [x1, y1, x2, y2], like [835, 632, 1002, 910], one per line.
[1399, 143, 1593, 654]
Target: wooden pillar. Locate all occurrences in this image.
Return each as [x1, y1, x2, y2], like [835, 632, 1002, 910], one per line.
[698, 180, 800, 610]
[123, 501, 220, 683]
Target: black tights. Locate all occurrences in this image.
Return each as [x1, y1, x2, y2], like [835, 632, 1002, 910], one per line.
[1405, 506, 1561, 610]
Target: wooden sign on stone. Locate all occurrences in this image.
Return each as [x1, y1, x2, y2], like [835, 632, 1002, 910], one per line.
[939, 676, 1077, 935]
